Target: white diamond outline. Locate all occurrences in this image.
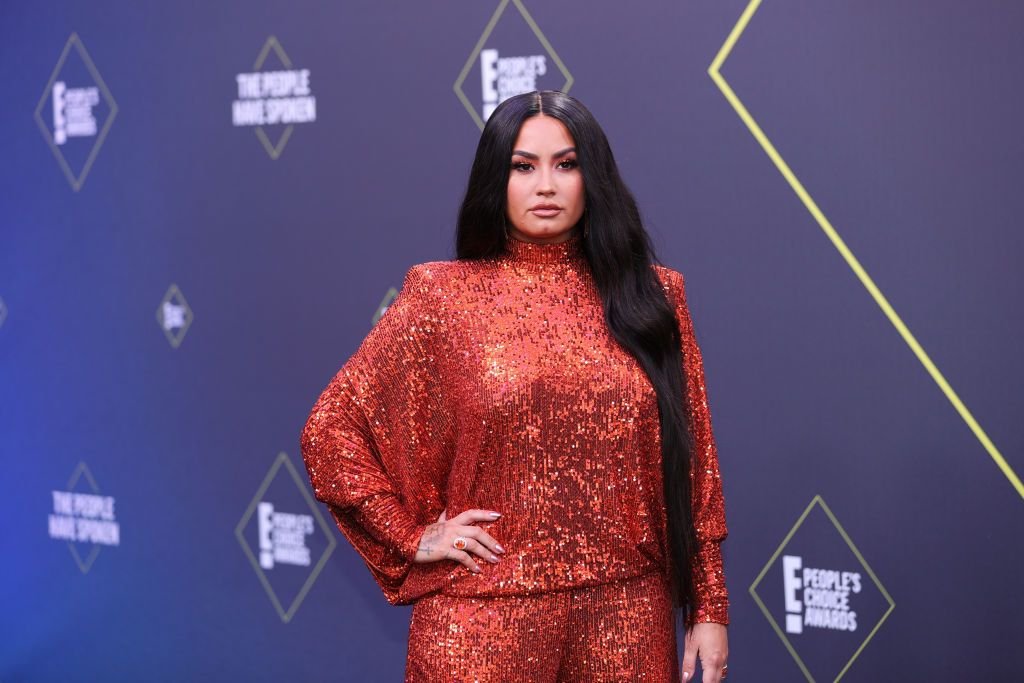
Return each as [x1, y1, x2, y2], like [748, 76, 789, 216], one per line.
[248, 36, 297, 160]
[748, 495, 896, 682]
[60, 461, 105, 574]
[372, 286, 398, 326]
[33, 32, 119, 192]
[155, 283, 193, 349]
[234, 451, 337, 623]
[453, 0, 574, 130]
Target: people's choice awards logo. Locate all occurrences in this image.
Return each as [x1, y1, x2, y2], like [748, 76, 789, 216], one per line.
[750, 495, 895, 682]
[236, 452, 336, 623]
[454, 0, 573, 129]
[232, 36, 317, 160]
[34, 33, 118, 191]
[256, 502, 315, 570]
[48, 462, 120, 573]
[782, 556, 862, 633]
[156, 284, 193, 349]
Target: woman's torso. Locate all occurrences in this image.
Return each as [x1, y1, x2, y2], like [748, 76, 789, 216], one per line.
[404, 237, 673, 598]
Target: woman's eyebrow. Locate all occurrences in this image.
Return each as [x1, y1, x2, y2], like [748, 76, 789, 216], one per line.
[511, 146, 577, 160]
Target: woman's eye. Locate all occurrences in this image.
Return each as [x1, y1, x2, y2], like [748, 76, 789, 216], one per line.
[511, 159, 577, 172]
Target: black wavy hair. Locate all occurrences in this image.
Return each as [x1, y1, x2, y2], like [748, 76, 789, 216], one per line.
[455, 90, 701, 630]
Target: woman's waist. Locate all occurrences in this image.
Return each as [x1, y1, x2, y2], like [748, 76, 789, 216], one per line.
[440, 498, 668, 560]
[412, 541, 665, 597]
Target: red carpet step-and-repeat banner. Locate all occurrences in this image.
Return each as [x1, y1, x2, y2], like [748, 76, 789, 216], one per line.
[1, 1, 1021, 680]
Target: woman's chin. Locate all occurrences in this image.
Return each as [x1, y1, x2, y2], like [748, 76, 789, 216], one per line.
[514, 224, 575, 242]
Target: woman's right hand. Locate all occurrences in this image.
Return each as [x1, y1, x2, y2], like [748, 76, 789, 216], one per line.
[414, 509, 505, 573]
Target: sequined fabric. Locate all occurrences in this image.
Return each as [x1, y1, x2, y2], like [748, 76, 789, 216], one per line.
[406, 570, 680, 682]
[299, 230, 729, 627]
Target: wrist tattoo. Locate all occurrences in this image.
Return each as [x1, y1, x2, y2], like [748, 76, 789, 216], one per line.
[418, 522, 445, 556]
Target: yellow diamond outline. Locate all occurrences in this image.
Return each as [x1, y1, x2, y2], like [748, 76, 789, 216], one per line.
[155, 283, 193, 350]
[709, 0, 1022, 500]
[33, 32, 119, 192]
[453, 0, 575, 131]
[748, 495, 896, 682]
[249, 35, 296, 160]
[372, 286, 398, 326]
[234, 451, 338, 624]
[63, 461, 104, 574]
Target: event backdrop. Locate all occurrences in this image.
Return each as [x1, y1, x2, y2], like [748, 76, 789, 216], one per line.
[1, 1, 1021, 680]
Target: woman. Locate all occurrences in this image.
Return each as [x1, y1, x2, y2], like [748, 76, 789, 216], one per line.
[300, 90, 730, 682]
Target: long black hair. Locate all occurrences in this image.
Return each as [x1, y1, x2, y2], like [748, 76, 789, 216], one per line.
[455, 90, 701, 630]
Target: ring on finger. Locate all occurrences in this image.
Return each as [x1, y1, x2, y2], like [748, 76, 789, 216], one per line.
[452, 536, 468, 551]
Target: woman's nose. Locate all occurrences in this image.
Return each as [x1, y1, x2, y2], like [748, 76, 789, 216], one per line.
[536, 169, 555, 195]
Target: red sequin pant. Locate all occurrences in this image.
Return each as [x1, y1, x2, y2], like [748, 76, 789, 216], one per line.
[405, 571, 680, 682]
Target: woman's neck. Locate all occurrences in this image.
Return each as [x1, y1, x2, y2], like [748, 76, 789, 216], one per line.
[502, 229, 585, 266]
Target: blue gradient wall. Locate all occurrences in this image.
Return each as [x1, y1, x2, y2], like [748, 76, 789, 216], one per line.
[1, 1, 1021, 680]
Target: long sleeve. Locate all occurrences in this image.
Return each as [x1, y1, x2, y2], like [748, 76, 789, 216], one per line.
[299, 263, 454, 605]
[668, 269, 730, 627]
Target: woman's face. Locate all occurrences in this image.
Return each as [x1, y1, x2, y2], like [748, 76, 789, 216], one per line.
[505, 114, 585, 244]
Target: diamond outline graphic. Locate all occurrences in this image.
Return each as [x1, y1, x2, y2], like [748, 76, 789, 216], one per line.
[247, 36, 297, 160]
[61, 462, 105, 574]
[709, 0, 1022, 499]
[33, 32, 119, 192]
[748, 495, 895, 682]
[0, 295, 7, 329]
[454, 0, 574, 130]
[155, 283, 193, 349]
[372, 286, 398, 326]
[234, 451, 337, 623]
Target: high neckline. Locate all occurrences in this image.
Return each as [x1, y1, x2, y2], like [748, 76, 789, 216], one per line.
[502, 230, 585, 266]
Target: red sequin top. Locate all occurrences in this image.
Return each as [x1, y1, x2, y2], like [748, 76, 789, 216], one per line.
[300, 231, 729, 626]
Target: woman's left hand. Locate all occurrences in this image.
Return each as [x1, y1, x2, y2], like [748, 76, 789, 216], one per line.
[681, 621, 728, 682]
